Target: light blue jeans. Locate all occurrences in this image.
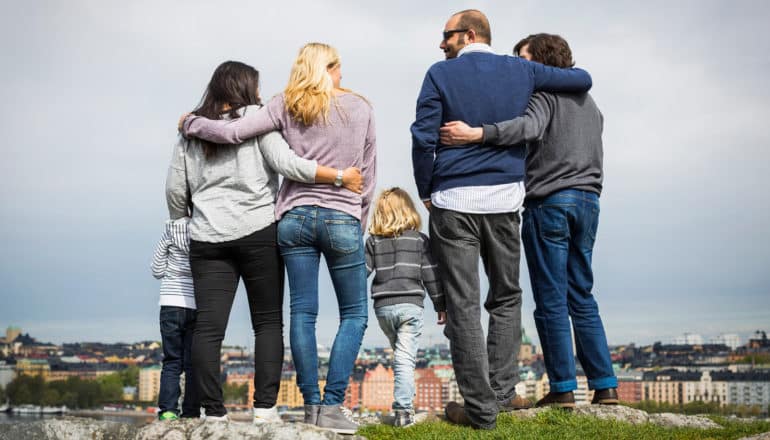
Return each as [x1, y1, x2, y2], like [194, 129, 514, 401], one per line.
[375, 303, 423, 410]
[277, 206, 368, 406]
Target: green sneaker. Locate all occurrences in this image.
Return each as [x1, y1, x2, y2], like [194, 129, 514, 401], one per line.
[159, 411, 179, 421]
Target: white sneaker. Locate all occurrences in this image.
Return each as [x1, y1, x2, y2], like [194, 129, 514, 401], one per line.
[203, 414, 229, 422]
[253, 406, 282, 425]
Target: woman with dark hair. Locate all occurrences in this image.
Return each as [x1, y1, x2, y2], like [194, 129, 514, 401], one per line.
[165, 60, 362, 423]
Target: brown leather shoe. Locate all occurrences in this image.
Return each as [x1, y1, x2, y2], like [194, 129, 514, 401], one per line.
[444, 401, 472, 426]
[535, 391, 575, 409]
[591, 388, 619, 405]
[499, 394, 533, 411]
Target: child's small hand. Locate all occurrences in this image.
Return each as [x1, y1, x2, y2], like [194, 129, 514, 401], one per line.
[437, 311, 447, 325]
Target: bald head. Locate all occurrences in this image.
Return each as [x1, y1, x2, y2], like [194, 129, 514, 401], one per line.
[452, 9, 491, 44]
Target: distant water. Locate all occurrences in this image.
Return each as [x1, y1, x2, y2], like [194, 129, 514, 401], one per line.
[0, 412, 155, 426]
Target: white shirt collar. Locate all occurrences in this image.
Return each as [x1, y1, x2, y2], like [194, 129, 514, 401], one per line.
[458, 43, 495, 57]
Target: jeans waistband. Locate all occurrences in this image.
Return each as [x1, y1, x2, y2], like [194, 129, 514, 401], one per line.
[525, 188, 598, 207]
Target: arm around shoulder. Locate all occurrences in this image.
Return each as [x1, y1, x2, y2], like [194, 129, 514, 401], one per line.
[183, 102, 280, 145]
[529, 59, 592, 94]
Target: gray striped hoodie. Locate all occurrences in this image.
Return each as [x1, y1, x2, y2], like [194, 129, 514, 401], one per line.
[365, 230, 445, 312]
[151, 218, 195, 309]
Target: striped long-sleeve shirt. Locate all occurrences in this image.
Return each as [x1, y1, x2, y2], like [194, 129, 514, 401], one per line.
[151, 218, 195, 309]
[364, 230, 445, 312]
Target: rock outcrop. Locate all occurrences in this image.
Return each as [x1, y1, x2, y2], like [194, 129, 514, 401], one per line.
[510, 404, 723, 429]
[0, 417, 139, 440]
[0, 417, 364, 440]
[2, 406, 765, 439]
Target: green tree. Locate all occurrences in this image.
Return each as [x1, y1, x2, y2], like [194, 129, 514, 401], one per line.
[60, 391, 78, 409]
[98, 374, 124, 402]
[222, 383, 248, 404]
[6, 375, 46, 405]
[118, 365, 139, 387]
[66, 377, 102, 409]
[739, 354, 770, 364]
[40, 389, 61, 407]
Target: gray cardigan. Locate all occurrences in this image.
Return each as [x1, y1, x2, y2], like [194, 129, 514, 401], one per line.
[166, 105, 317, 243]
[482, 92, 603, 201]
[365, 230, 446, 312]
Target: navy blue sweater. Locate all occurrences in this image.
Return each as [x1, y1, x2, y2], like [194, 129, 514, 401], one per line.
[411, 51, 593, 200]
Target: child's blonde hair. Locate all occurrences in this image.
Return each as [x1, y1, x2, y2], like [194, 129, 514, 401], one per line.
[369, 188, 422, 237]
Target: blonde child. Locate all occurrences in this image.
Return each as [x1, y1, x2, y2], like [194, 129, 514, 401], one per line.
[365, 188, 446, 427]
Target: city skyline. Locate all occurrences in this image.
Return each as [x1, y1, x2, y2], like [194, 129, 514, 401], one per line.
[1, 324, 765, 354]
[1, 1, 769, 349]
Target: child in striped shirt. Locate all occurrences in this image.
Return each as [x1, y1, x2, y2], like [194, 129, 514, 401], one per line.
[365, 188, 446, 427]
[151, 217, 199, 420]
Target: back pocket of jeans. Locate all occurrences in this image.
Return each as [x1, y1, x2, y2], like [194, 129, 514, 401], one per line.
[539, 205, 571, 241]
[324, 219, 360, 254]
[277, 214, 305, 248]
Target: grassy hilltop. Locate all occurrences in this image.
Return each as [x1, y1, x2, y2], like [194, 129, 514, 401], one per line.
[359, 409, 770, 440]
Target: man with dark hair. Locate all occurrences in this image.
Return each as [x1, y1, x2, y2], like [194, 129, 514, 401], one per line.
[411, 13, 595, 429]
[512, 34, 534, 58]
[440, 33, 619, 409]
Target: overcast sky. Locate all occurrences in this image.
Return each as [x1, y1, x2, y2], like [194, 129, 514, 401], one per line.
[1, 1, 769, 351]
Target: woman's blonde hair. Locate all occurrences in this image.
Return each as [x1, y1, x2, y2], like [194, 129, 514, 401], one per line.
[284, 42, 342, 126]
[369, 188, 422, 237]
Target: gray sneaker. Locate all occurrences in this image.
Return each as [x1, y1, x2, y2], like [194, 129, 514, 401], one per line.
[304, 404, 320, 425]
[316, 405, 359, 434]
[393, 409, 415, 427]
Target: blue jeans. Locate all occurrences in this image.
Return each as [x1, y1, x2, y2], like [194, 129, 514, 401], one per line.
[277, 206, 368, 406]
[522, 189, 617, 393]
[158, 306, 199, 417]
[375, 303, 423, 410]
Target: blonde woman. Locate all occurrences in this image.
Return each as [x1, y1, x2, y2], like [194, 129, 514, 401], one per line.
[181, 43, 375, 434]
[365, 188, 446, 427]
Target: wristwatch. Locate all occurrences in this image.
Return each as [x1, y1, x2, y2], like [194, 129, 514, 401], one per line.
[334, 169, 344, 187]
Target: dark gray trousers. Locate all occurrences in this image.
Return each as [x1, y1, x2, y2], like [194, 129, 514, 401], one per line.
[430, 206, 522, 429]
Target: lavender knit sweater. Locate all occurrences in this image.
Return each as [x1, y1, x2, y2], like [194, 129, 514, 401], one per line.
[183, 93, 377, 229]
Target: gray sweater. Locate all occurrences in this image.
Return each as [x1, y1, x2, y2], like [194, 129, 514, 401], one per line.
[482, 92, 603, 200]
[365, 230, 445, 312]
[166, 105, 318, 242]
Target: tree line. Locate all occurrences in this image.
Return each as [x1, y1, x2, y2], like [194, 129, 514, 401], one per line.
[2, 366, 140, 409]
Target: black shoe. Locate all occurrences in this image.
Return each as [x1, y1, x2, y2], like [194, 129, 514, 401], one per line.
[591, 388, 619, 405]
[535, 391, 575, 409]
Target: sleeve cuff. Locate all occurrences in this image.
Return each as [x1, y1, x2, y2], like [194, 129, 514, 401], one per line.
[433, 297, 446, 312]
[481, 124, 498, 146]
